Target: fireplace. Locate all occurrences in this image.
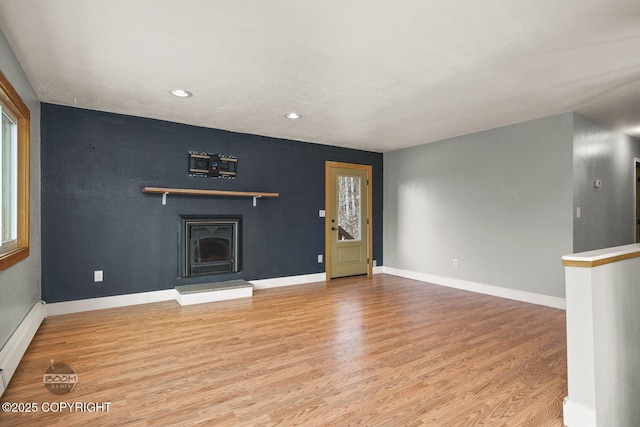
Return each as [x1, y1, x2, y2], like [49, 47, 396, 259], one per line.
[178, 216, 241, 277]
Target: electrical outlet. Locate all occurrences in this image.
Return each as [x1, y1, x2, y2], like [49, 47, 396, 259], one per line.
[453, 259, 459, 267]
[373, 259, 377, 267]
[94, 270, 103, 282]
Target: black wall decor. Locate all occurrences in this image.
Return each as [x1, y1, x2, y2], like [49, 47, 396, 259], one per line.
[188, 151, 237, 178]
[41, 104, 383, 303]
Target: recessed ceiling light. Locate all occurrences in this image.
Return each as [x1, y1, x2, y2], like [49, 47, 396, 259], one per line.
[285, 112, 301, 119]
[170, 89, 192, 98]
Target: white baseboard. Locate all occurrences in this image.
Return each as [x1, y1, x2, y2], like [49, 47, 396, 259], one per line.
[563, 397, 596, 427]
[44, 268, 385, 315]
[176, 286, 252, 306]
[45, 289, 177, 316]
[0, 301, 46, 396]
[250, 272, 327, 289]
[250, 268, 384, 289]
[382, 266, 566, 309]
[42, 268, 562, 315]
[45, 272, 332, 315]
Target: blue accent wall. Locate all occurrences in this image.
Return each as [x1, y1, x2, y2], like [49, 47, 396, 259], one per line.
[41, 104, 383, 302]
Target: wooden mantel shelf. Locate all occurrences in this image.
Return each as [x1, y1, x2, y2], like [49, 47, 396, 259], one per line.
[143, 186, 279, 206]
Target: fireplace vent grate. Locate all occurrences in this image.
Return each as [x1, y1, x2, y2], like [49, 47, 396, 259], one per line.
[191, 263, 233, 275]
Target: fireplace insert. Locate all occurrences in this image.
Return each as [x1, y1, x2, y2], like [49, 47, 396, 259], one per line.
[178, 216, 241, 277]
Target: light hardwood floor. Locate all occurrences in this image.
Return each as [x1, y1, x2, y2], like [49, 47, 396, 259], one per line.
[0, 274, 567, 426]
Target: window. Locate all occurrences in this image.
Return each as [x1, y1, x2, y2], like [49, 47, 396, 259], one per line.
[0, 70, 30, 270]
[337, 175, 362, 241]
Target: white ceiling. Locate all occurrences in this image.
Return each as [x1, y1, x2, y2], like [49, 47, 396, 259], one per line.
[1, 0, 639, 153]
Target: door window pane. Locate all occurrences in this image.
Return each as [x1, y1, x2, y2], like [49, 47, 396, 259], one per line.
[337, 175, 361, 241]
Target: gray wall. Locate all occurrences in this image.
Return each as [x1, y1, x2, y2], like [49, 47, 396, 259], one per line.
[384, 113, 574, 298]
[573, 113, 640, 252]
[0, 30, 41, 348]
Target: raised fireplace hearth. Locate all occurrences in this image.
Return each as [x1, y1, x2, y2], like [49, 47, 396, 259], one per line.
[178, 215, 241, 277]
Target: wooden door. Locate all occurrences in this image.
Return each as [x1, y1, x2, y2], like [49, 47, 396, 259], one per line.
[325, 162, 372, 279]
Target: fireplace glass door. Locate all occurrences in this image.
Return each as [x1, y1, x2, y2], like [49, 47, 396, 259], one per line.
[179, 216, 241, 277]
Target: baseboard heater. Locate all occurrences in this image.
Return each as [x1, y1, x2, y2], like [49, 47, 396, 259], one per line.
[0, 301, 46, 396]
